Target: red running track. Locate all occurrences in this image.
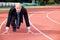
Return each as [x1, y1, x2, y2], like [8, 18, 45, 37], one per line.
[0, 6, 60, 40]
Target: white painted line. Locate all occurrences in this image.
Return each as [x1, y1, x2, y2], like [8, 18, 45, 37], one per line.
[29, 14, 53, 40]
[46, 13, 60, 24]
[0, 18, 7, 30]
[28, 11, 47, 14]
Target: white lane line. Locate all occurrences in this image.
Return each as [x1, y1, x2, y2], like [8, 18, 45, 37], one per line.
[46, 13, 60, 24]
[28, 11, 47, 14]
[0, 18, 7, 30]
[29, 14, 53, 40]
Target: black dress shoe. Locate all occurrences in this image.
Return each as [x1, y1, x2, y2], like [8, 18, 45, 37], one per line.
[13, 30, 16, 32]
[17, 27, 20, 29]
[13, 29, 16, 32]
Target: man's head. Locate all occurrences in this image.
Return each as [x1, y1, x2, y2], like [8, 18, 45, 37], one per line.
[15, 3, 22, 12]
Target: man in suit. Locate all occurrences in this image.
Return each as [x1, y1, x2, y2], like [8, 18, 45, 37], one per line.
[4, 3, 31, 33]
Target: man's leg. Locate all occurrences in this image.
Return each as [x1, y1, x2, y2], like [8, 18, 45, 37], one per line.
[16, 19, 21, 29]
[11, 21, 16, 32]
[11, 17, 16, 32]
[16, 22, 21, 29]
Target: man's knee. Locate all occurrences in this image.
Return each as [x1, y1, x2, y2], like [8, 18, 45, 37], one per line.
[11, 21, 15, 26]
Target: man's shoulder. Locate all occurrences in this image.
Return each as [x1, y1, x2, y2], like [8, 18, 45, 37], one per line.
[10, 6, 15, 11]
[22, 6, 26, 9]
[21, 6, 27, 11]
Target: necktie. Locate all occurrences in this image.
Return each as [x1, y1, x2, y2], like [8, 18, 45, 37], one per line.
[16, 13, 20, 27]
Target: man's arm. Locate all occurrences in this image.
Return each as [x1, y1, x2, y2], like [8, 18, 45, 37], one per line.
[23, 8, 31, 33]
[6, 8, 12, 31]
[2, 8, 13, 34]
[23, 9, 30, 27]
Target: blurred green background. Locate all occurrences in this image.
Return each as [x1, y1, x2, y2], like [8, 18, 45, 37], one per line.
[0, 0, 60, 8]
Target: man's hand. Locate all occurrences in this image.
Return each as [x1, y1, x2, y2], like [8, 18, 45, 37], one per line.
[27, 27, 33, 33]
[2, 30, 9, 35]
[1, 27, 9, 35]
[27, 30, 33, 34]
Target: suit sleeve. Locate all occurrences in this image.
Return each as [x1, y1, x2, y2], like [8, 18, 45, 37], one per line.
[23, 9, 30, 27]
[6, 9, 12, 27]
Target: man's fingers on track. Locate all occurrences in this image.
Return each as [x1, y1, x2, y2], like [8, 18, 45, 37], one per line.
[1, 31, 9, 35]
[27, 31, 34, 34]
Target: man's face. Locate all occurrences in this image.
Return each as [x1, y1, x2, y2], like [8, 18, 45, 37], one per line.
[15, 6, 21, 13]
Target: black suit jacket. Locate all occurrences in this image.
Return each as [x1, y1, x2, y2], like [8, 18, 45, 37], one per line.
[6, 6, 30, 27]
